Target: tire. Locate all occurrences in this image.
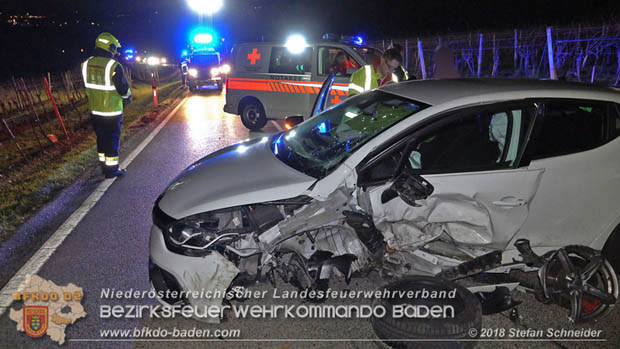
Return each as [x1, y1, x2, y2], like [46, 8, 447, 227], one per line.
[371, 276, 482, 349]
[240, 100, 267, 131]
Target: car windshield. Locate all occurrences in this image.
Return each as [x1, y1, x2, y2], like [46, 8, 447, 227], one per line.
[191, 54, 219, 66]
[351, 46, 382, 65]
[271, 91, 427, 178]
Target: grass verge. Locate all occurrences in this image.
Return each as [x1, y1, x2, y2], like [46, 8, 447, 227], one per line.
[0, 76, 184, 243]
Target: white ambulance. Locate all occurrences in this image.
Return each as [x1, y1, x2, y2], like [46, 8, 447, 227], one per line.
[224, 35, 382, 130]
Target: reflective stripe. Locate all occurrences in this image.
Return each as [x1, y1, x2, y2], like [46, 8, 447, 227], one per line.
[92, 110, 123, 116]
[98, 153, 105, 161]
[82, 58, 117, 91]
[82, 58, 89, 85]
[85, 83, 117, 91]
[121, 88, 132, 98]
[392, 73, 398, 83]
[98, 38, 110, 44]
[105, 157, 119, 166]
[104, 59, 115, 87]
[348, 83, 364, 93]
[364, 65, 371, 90]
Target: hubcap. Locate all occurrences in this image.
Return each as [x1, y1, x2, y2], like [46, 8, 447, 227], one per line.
[245, 106, 260, 125]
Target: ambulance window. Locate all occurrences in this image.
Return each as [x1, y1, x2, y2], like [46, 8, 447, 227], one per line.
[351, 47, 382, 65]
[269, 47, 313, 75]
[318, 47, 360, 77]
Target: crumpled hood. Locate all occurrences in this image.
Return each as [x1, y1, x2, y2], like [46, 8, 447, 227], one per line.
[158, 137, 316, 219]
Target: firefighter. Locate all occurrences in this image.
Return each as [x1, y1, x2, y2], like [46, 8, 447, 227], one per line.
[347, 48, 402, 96]
[82, 32, 132, 178]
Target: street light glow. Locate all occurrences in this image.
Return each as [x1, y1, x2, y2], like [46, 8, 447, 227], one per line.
[187, 0, 223, 15]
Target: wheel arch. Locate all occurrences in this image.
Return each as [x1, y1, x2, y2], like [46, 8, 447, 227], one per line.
[602, 221, 620, 273]
[238, 96, 264, 115]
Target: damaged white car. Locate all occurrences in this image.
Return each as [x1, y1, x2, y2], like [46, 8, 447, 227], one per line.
[149, 79, 620, 337]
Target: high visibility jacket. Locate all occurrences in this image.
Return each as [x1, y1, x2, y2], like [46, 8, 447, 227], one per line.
[348, 64, 399, 96]
[81, 56, 130, 116]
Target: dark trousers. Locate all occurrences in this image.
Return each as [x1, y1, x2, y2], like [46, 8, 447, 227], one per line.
[90, 114, 122, 175]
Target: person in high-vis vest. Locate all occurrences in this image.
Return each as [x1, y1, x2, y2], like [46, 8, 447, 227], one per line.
[348, 48, 403, 97]
[390, 44, 410, 82]
[82, 32, 132, 178]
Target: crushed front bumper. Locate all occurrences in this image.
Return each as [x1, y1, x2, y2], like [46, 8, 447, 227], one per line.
[148, 225, 239, 323]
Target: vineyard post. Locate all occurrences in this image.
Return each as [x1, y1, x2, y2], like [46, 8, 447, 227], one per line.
[20, 77, 51, 141]
[405, 40, 409, 69]
[477, 33, 483, 77]
[546, 27, 557, 80]
[42, 76, 70, 141]
[2, 118, 28, 161]
[418, 39, 427, 80]
[492, 34, 498, 77]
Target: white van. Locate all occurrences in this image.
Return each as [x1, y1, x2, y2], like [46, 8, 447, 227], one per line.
[224, 38, 382, 130]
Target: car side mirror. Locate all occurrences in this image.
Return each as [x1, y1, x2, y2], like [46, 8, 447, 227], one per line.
[381, 171, 434, 206]
[284, 115, 305, 129]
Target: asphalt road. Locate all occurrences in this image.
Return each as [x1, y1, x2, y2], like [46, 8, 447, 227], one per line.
[0, 90, 618, 348]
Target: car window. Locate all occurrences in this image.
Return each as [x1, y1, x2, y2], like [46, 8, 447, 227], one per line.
[522, 100, 614, 162]
[190, 54, 220, 65]
[351, 46, 382, 65]
[272, 91, 427, 179]
[402, 108, 530, 174]
[612, 103, 620, 139]
[269, 47, 312, 75]
[318, 47, 360, 77]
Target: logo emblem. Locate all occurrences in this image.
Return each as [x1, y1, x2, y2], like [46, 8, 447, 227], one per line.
[23, 306, 48, 338]
[247, 48, 261, 65]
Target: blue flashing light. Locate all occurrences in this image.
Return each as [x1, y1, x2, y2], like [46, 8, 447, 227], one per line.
[182, 50, 189, 57]
[189, 27, 218, 49]
[353, 35, 364, 45]
[194, 33, 213, 44]
[318, 122, 327, 133]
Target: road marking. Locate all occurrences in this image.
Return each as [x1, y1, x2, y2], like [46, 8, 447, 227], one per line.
[0, 98, 188, 316]
[270, 120, 283, 132]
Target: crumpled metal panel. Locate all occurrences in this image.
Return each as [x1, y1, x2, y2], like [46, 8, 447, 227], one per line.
[181, 252, 239, 324]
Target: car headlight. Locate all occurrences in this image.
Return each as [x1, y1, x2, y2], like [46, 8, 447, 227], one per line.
[210, 67, 220, 76]
[160, 209, 244, 256]
[188, 68, 198, 77]
[219, 64, 231, 74]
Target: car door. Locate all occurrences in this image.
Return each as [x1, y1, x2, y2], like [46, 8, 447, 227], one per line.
[267, 46, 314, 119]
[310, 72, 335, 117]
[515, 100, 620, 250]
[356, 101, 544, 249]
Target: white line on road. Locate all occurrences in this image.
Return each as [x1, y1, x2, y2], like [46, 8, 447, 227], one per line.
[0, 98, 188, 316]
[270, 120, 283, 132]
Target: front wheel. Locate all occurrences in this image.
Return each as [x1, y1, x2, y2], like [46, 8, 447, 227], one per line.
[240, 101, 267, 131]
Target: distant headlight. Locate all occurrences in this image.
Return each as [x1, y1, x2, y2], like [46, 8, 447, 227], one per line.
[210, 67, 220, 76]
[219, 64, 231, 74]
[147, 57, 161, 66]
[188, 68, 198, 77]
[161, 58, 167, 64]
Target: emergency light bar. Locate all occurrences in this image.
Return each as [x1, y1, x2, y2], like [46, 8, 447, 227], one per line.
[194, 33, 213, 44]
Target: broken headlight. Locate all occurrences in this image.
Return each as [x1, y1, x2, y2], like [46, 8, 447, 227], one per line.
[159, 209, 246, 256]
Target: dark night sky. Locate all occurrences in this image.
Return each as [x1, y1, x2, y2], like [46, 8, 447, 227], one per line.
[1, 0, 619, 77]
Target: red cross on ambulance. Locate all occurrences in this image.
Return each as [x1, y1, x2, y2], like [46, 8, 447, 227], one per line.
[247, 48, 261, 65]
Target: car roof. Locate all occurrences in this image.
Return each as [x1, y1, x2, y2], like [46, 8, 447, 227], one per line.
[380, 78, 620, 106]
